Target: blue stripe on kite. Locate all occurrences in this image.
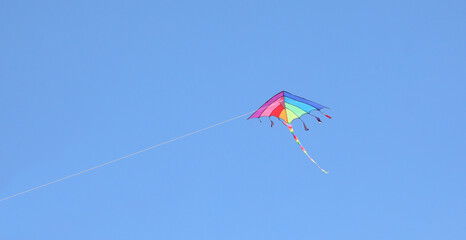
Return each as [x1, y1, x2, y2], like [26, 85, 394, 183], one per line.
[283, 92, 327, 110]
[284, 97, 317, 113]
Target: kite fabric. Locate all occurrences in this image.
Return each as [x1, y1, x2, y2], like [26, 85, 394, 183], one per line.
[248, 91, 331, 173]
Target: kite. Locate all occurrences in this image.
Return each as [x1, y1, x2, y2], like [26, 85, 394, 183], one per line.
[248, 91, 331, 173]
[1, 91, 331, 202]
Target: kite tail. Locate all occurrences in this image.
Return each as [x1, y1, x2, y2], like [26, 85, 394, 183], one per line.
[283, 122, 328, 174]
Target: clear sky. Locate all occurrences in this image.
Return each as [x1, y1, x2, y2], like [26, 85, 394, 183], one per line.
[1, 1, 465, 239]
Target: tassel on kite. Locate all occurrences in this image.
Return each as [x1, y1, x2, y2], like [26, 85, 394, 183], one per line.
[300, 119, 310, 131]
[248, 91, 331, 173]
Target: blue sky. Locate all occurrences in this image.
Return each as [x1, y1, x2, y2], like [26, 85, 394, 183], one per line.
[1, 1, 465, 239]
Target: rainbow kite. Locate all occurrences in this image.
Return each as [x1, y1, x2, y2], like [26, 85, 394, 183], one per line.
[248, 91, 331, 173]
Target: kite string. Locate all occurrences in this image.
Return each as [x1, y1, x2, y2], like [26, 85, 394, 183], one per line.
[0, 111, 254, 203]
[283, 122, 329, 174]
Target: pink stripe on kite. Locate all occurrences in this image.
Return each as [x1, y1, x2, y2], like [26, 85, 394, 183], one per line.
[248, 92, 284, 119]
[260, 98, 282, 117]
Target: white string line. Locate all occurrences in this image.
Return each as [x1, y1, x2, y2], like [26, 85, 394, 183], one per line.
[0, 111, 254, 203]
